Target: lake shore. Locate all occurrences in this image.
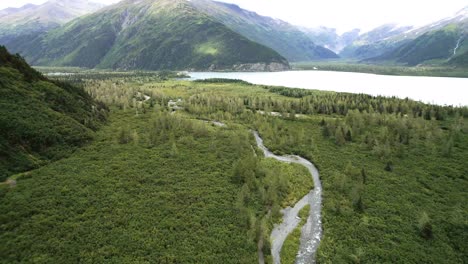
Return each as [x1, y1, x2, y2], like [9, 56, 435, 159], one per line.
[189, 71, 468, 106]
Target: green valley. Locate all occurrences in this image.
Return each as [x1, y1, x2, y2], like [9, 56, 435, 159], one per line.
[1, 59, 466, 262]
[0, 1, 468, 263]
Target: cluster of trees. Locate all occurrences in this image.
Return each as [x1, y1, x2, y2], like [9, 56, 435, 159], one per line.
[269, 86, 466, 119]
[321, 109, 466, 167]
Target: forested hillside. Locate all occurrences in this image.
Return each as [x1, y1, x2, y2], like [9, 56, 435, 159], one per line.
[0, 46, 106, 181]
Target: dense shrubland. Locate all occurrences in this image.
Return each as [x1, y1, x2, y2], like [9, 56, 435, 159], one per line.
[2, 69, 466, 263]
[0, 47, 107, 181]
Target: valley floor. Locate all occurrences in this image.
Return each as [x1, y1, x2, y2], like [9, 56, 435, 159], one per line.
[1, 77, 467, 263]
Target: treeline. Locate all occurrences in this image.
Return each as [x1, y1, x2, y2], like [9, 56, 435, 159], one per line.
[194, 78, 253, 85]
[268, 87, 466, 119]
[321, 109, 465, 166]
[45, 70, 187, 86]
[293, 62, 468, 78]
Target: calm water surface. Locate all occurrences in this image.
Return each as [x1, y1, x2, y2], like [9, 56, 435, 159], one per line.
[189, 71, 468, 106]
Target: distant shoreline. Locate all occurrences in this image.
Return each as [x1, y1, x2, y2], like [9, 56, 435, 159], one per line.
[291, 61, 468, 78]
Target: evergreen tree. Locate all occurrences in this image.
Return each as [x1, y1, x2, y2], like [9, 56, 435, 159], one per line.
[335, 127, 346, 146]
[418, 212, 433, 239]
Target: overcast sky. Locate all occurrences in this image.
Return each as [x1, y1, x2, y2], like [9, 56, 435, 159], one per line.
[1, 0, 467, 33]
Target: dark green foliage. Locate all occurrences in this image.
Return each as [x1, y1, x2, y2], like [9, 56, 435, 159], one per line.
[418, 212, 433, 240]
[384, 161, 394, 172]
[194, 78, 252, 85]
[1, 73, 466, 263]
[449, 50, 468, 67]
[255, 116, 467, 263]
[0, 46, 44, 82]
[0, 46, 106, 181]
[0, 106, 311, 263]
[117, 127, 133, 144]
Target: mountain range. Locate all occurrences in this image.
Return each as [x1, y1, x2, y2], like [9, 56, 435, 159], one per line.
[0, 0, 340, 71]
[370, 7, 468, 66]
[0, 0, 466, 70]
[312, 7, 467, 66]
[0, 0, 104, 40]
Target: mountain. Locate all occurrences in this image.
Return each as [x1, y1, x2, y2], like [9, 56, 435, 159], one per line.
[0, 0, 104, 40]
[369, 7, 468, 66]
[0, 4, 38, 17]
[188, 0, 338, 61]
[11, 0, 290, 71]
[0, 46, 106, 181]
[300, 27, 360, 53]
[339, 24, 414, 59]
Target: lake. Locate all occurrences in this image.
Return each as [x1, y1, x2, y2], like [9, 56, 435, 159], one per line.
[189, 71, 468, 106]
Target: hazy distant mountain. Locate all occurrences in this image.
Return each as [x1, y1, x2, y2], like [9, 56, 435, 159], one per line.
[0, 0, 104, 38]
[339, 24, 414, 59]
[188, 0, 338, 61]
[369, 6, 468, 66]
[13, 0, 289, 71]
[0, 4, 38, 17]
[300, 27, 360, 53]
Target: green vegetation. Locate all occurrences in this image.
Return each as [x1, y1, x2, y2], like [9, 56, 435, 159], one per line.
[0, 69, 313, 262]
[281, 205, 311, 264]
[376, 26, 463, 66]
[449, 50, 468, 66]
[13, 0, 288, 71]
[1, 66, 467, 263]
[0, 46, 106, 181]
[293, 61, 468, 78]
[190, 0, 338, 61]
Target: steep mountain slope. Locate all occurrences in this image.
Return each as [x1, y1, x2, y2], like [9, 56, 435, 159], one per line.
[188, 0, 338, 61]
[369, 7, 468, 66]
[0, 0, 104, 40]
[0, 46, 106, 181]
[300, 27, 360, 53]
[373, 25, 466, 66]
[14, 0, 289, 71]
[449, 50, 468, 66]
[339, 24, 414, 59]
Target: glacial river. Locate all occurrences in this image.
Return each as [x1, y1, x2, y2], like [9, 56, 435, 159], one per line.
[189, 71, 468, 106]
[253, 132, 322, 264]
